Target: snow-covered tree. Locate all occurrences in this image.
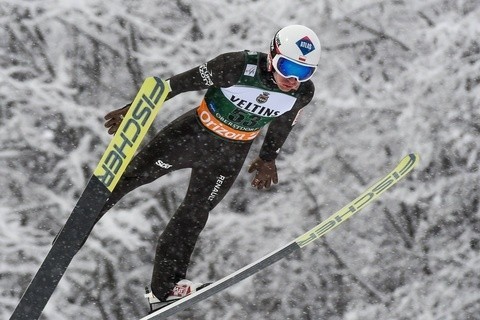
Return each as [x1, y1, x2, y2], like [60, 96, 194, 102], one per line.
[1, 1, 479, 319]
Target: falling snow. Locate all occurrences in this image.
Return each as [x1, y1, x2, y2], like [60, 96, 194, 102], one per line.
[1, 1, 479, 319]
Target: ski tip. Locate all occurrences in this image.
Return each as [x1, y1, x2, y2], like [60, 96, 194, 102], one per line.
[409, 152, 419, 159]
[407, 152, 420, 166]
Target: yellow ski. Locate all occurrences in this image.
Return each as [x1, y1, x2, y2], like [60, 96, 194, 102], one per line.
[10, 77, 170, 320]
[141, 153, 419, 320]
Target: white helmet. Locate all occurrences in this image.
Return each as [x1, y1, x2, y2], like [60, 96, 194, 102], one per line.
[269, 25, 321, 81]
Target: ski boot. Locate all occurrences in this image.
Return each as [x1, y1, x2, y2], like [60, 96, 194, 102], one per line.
[145, 280, 210, 312]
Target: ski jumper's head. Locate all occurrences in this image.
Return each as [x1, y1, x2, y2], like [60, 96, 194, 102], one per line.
[267, 25, 321, 92]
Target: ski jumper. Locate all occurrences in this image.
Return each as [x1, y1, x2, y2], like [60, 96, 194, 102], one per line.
[96, 51, 315, 300]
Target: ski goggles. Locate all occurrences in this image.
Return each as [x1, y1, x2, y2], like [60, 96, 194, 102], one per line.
[271, 54, 317, 82]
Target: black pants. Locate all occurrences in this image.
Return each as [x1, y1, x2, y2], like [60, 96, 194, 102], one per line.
[96, 109, 252, 300]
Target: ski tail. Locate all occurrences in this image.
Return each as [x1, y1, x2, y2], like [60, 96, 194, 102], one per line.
[139, 153, 419, 320]
[10, 77, 170, 320]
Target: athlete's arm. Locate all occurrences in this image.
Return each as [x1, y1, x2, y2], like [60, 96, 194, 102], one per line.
[165, 51, 246, 100]
[258, 81, 315, 161]
[104, 52, 246, 135]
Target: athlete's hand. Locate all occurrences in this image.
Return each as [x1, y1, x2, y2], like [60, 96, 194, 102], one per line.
[248, 157, 278, 190]
[104, 103, 131, 135]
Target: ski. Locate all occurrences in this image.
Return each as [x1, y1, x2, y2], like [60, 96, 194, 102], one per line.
[139, 153, 419, 320]
[10, 77, 171, 320]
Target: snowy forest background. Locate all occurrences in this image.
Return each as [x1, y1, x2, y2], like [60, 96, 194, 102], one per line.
[1, 0, 479, 319]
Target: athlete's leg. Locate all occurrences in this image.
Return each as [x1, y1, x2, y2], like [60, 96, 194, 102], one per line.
[70, 111, 200, 248]
[150, 143, 251, 300]
[95, 111, 200, 221]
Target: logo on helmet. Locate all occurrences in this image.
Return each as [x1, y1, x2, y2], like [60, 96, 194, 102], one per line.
[296, 36, 315, 55]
